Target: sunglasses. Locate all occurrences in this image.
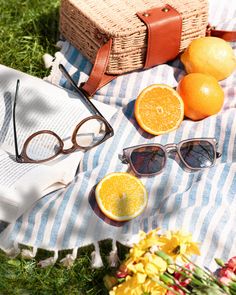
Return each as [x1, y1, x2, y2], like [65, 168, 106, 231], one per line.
[120, 138, 221, 177]
[13, 65, 114, 164]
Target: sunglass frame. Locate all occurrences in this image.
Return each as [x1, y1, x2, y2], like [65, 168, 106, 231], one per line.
[122, 138, 219, 177]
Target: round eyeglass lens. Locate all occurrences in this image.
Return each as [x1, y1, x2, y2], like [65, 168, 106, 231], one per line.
[75, 118, 106, 148]
[130, 145, 165, 175]
[25, 133, 62, 161]
[179, 140, 215, 169]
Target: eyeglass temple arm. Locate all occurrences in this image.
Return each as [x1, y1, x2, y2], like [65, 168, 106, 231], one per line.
[59, 64, 107, 119]
[13, 79, 21, 161]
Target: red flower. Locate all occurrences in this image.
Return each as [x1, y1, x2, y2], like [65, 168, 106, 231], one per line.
[219, 275, 232, 286]
[116, 264, 129, 278]
[174, 263, 194, 287]
[227, 256, 236, 272]
[219, 267, 235, 279]
[218, 262, 236, 286]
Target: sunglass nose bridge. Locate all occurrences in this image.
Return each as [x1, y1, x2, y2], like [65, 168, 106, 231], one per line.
[165, 143, 177, 153]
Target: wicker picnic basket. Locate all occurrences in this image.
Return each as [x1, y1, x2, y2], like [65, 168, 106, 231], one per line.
[60, 0, 208, 75]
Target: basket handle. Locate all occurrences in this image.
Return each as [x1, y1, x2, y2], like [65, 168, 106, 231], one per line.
[206, 24, 236, 41]
[81, 39, 116, 97]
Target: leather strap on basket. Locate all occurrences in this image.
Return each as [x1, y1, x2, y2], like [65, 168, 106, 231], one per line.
[206, 25, 236, 41]
[137, 5, 182, 69]
[82, 5, 182, 97]
[81, 39, 116, 97]
[81, 11, 235, 97]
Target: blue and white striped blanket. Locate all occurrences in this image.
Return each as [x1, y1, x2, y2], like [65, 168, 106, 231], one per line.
[0, 0, 235, 269]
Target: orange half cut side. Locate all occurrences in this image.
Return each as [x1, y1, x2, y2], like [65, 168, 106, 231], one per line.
[95, 172, 148, 222]
[134, 84, 184, 135]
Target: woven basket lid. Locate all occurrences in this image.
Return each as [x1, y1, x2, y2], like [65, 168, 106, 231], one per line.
[69, 0, 207, 37]
[60, 0, 208, 74]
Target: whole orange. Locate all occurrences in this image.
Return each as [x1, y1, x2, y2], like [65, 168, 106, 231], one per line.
[177, 73, 224, 121]
[181, 37, 236, 81]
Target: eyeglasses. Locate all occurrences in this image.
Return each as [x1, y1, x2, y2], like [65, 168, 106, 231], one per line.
[119, 138, 221, 177]
[13, 65, 114, 163]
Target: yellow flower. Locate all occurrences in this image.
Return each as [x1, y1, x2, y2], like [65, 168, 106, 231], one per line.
[142, 253, 167, 278]
[158, 230, 200, 262]
[125, 229, 162, 267]
[127, 262, 145, 274]
[142, 277, 167, 295]
[135, 229, 162, 251]
[136, 272, 147, 284]
[149, 254, 167, 272]
[109, 274, 167, 295]
[109, 228, 200, 294]
[145, 262, 160, 278]
[129, 246, 145, 260]
[109, 275, 143, 294]
[125, 228, 163, 266]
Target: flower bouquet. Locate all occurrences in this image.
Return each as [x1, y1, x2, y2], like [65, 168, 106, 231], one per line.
[104, 229, 236, 295]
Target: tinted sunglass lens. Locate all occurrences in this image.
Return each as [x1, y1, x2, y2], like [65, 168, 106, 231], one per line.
[180, 140, 215, 169]
[130, 146, 165, 175]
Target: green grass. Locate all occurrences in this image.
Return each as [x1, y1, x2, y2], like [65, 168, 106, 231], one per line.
[0, 1, 127, 294]
[0, 244, 109, 295]
[0, 241, 129, 294]
[0, 0, 60, 77]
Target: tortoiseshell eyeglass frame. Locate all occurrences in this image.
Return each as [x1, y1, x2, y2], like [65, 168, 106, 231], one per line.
[13, 65, 114, 164]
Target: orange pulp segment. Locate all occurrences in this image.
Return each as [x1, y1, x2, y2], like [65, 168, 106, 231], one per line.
[134, 84, 184, 135]
[95, 172, 148, 221]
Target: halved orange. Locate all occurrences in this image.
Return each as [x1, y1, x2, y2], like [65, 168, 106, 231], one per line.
[134, 84, 184, 135]
[95, 172, 148, 222]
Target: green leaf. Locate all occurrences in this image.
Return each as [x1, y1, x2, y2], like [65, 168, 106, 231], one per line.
[191, 285, 228, 295]
[117, 278, 125, 283]
[215, 258, 225, 267]
[160, 273, 174, 285]
[155, 250, 173, 264]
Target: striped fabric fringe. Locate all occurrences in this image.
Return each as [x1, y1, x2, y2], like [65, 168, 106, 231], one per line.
[0, 0, 235, 270]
